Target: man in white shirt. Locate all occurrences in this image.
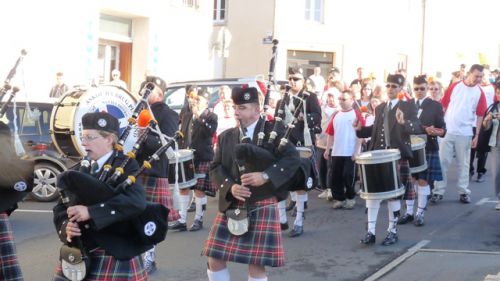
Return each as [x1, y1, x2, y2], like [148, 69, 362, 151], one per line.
[308, 67, 325, 96]
[431, 64, 487, 204]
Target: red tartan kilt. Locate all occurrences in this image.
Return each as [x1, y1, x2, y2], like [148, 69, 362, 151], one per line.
[192, 161, 216, 195]
[53, 248, 147, 281]
[139, 176, 180, 222]
[0, 213, 23, 281]
[202, 197, 285, 267]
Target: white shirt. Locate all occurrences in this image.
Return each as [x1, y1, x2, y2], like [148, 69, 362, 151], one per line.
[93, 150, 113, 172]
[244, 119, 259, 141]
[309, 74, 326, 94]
[442, 81, 487, 136]
[326, 109, 358, 156]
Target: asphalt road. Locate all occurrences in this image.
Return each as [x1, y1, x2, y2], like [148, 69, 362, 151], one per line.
[10, 163, 500, 281]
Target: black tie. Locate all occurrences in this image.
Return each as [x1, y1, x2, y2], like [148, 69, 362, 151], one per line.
[91, 161, 99, 175]
[417, 100, 421, 109]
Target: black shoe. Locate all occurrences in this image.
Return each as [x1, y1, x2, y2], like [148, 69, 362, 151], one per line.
[360, 232, 376, 245]
[187, 201, 196, 212]
[398, 214, 414, 225]
[188, 219, 203, 231]
[414, 214, 424, 226]
[286, 201, 296, 212]
[429, 194, 443, 204]
[280, 222, 289, 230]
[144, 260, 157, 275]
[459, 194, 471, 204]
[289, 225, 303, 237]
[168, 220, 187, 231]
[381, 232, 398, 246]
[304, 201, 308, 210]
[476, 173, 485, 183]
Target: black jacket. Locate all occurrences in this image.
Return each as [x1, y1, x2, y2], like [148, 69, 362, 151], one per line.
[210, 118, 300, 212]
[276, 90, 322, 146]
[477, 102, 499, 153]
[181, 109, 218, 164]
[53, 152, 150, 260]
[357, 100, 422, 159]
[411, 98, 446, 151]
[136, 102, 179, 178]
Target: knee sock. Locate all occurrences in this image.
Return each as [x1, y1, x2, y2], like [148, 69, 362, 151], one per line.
[248, 276, 268, 281]
[405, 200, 414, 215]
[178, 194, 190, 223]
[144, 246, 155, 262]
[387, 200, 401, 233]
[293, 194, 307, 226]
[195, 196, 206, 221]
[417, 184, 431, 216]
[278, 200, 287, 224]
[207, 268, 230, 281]
[290, 191, 297, 202]
[366, 199, 381, 234]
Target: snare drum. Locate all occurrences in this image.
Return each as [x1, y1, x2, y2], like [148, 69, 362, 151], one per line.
[168, 149, 197, 189]
[50, 85, 139, 157]
[296, 147, 312, 159]
[409, 136, 427, 174]
[356, 149, 405, 200]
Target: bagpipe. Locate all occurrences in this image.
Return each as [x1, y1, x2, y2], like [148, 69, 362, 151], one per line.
[0, 50, 34, 214]
[233, 40, 313, 194]
[55, 84, 183, 280]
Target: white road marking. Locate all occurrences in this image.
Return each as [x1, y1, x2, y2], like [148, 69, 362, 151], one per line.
[14, 209, 52, 213]
[475, 197, 490, 206]
[364, 240, 430, 281]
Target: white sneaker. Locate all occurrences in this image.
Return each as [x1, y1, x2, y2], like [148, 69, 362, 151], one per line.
[495, 202, 500, 210]
[318, 190, 329, 199]
[327, 189, 333, 201]
[345, 199, 356, 209]
[332, 200, 344, 209]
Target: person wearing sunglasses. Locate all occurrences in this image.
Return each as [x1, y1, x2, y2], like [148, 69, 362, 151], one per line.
[323, 90, 363, 210]
[398, 75, 445, 227]
[428, 81, 443, 102]
[432, 64, 488, 204]
[276, 67, 322, 238]
[355, 73, 422, 246]
[109, 69, 128, 90]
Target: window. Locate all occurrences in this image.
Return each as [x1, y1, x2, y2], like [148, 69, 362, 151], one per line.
[214, 0, 226, 22]
[305, 0, 323, 23]
[183, 0, 199, 9]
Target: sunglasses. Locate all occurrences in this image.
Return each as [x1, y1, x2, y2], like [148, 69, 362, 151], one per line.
[385, 84, 399, 89]
[413, 87, 426, 91]
[289, 77, 302, 82]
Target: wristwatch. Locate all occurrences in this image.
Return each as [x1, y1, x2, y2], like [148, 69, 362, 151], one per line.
[261, 172, 270, 181]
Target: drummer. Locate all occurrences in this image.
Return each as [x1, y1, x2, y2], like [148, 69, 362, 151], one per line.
[355, 73, 422, 246]
[169, 88, 218, 232]
[398, 75, 445, 227]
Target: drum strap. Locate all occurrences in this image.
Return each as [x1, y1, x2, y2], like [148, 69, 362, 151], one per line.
[383, 102, 391, 149]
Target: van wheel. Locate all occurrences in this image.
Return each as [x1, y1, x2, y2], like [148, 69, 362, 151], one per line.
[32, 162, 61, 202]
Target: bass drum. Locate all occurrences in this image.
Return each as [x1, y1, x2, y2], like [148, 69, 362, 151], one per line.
[50, 85, 139, 157]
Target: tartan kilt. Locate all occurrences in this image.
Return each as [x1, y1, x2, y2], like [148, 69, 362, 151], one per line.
[201, 198, 285, 267]
[412, 150, 443, 183]
[191, 161, 216, 195]
[53, 248, 147, 281]
[0, 213, 23, 281]
[400, 159, 416, 200]
[138, 176, 180, 222]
